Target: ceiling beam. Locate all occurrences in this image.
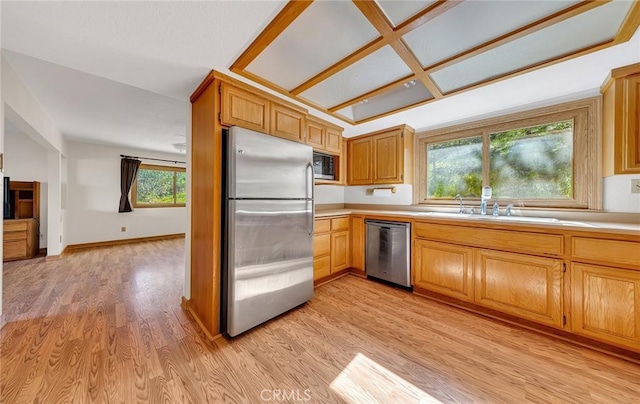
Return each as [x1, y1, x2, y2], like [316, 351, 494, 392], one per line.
[615, 0, 640, 41]
[230, 1, 313, 72]
[328, 75, 415, 113]
[354, 0, 444, 98]
[290, 0, 458, 95]
[425, 0, 609, 74]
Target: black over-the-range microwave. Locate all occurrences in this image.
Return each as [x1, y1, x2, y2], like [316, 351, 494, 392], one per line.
[313, 151, 335, 180]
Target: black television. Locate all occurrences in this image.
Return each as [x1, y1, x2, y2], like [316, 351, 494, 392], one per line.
[3, 176, 10, 219]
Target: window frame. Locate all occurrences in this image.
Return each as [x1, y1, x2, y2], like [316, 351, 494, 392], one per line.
[132, 163, 186, 208]
[415, 97, 602, 209]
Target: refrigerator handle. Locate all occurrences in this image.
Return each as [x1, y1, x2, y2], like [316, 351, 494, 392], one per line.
[306, 162, 315, 236]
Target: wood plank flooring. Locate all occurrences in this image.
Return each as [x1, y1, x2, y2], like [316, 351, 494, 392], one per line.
[2, 239, 640, 403]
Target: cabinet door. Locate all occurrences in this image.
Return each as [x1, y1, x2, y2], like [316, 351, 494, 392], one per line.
[4, 240, 27, 260]
[414, 240, 474, 301]
[325, 127, 342, 154]
[372, 130, 402, 184]
[314, 256, 331, 281]
[347, 138, 372, 185]
[306, 120, 325, 149]
[622, 74, 640, 172]
[475, 250, 563, 327]
[331, 231, 350, 273]
[270, 104, 305, 142]
[313, 233, 331, 258]
[571, 263, 640, 350]
[350, 216, 365, 272]
[220, 83, 269, 132]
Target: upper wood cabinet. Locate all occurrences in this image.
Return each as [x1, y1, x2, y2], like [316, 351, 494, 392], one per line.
[347, 137, 373, 185]
[602, 63, 640, 175]
[347, 125, 414, 185]
[220, 82, 270, 133]
[305, 117, 343, 154]
[270, 103, 305, 142]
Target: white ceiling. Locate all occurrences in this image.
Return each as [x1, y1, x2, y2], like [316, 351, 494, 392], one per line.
[1, 1, 639, 151]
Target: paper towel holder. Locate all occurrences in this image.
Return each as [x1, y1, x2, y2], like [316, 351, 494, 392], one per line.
[367, 186, 397, 195]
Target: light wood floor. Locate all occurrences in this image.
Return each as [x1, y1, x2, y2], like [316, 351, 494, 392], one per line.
[2, 239, 640, 403]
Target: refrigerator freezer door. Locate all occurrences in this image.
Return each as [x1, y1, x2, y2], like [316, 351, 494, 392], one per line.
[228, 126, 313, 199]
[226, 199, 314, 337]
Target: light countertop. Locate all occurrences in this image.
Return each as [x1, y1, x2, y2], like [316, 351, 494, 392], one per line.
[315, 208, 640, 236]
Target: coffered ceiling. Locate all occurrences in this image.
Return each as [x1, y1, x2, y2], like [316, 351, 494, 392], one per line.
[231, 0, 640, 124]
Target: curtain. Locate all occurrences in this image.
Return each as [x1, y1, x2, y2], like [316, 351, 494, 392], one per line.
[119, 158, 141, 213]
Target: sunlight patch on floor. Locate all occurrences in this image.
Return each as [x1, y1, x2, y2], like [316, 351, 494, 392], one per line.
[330, 353, 443, 403]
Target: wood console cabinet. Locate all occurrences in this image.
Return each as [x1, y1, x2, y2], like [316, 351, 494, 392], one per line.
[602, 62, 640, 174]
[347, 124, 414, 185]
[314, 216, 350, 282]
[3, 218, 39, 261]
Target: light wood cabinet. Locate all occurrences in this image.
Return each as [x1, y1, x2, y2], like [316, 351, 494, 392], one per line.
[331, 231, 350, 272]
[571, 263, 640, 350]
[305, 117, 343, 154]
[3, 218, 39, 261]
[350, 216, 365, 272]
[414, 239, 474, 302]
[347, 137, 373, 185]
[270, 103, 305, 142]
[220, 82, 269, 133]
[475, 249, 563, 327]
[347, 124, 414, 185]
[313, 216, 350, 282]
[602, 63, 640, 175]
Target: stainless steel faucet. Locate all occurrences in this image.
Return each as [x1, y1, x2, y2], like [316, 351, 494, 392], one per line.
[506, 203, 514, 216]
[492, 201, 499, 216]
[480, 199, 488, 215]
[454, 194, 464, 214]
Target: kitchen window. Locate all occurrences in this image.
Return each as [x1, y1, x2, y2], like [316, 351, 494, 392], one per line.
[133, 164, 186, 208]
[416, 97, 601, 209]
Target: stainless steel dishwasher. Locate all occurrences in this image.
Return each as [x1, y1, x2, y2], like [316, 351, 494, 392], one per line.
[365, 220, 411, 287]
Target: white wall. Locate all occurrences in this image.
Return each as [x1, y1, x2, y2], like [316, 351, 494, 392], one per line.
[603, 174, 640, 213]
[3, 129, 49, 246]
[66, 141, 186, 245]
[345, 185, 413, 205]
[315, 185, 344, 205]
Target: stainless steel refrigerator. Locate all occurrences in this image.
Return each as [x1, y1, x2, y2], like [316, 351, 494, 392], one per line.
[222, 126, 314, 337]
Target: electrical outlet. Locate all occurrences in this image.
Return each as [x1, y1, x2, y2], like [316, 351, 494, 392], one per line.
[121, 227, 127, 232]
[631, 179, 640, 194]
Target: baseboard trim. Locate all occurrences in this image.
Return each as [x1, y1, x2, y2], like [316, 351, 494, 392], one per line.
[186, 305, 220, 341]
[349, 268, 366, 278]
[45, 246, 67, 261]
[38, 248, 47, 256]
[65, 233, 185, 252]
[314, 268, 350, 287]
[412, 286, 640, 364]
[181, 296, 190, 310]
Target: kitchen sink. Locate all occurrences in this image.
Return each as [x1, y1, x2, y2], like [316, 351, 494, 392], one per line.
[412, 211, 598, 227]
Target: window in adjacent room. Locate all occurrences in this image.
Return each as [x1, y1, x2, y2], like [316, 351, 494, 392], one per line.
[132, 164, 186, 207]
[417, 97, 600, 209]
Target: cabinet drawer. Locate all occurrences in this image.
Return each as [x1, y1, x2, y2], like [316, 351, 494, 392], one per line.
[4, 240, 27, 260]
[331, 217, 349, 231]
[314, 256, 331, 281]
[313, 234, 330, 258]
[4, 231, 27, 241]
[415, 222, 563, 256]
[572, 237, 640, 268]
[4, 221, 28, 232]
[314, 219, 331, 234]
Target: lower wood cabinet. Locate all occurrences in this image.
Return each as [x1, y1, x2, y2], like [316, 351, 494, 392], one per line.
[414, 239, 474, 302]
[475, 250, 563, 327]
[3, 218, 39, 261]
[313, 217, 350, 282]
[571, 263, 640, 350]
[350, 216, 365, 271]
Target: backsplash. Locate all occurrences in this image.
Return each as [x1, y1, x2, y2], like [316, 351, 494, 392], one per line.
[345, 185, 413, 205]
[603, 174, 640, 213]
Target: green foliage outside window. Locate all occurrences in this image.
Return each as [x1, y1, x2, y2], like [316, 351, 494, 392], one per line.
[135, 165, 186, 206]
[426, 120, 574, 200]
